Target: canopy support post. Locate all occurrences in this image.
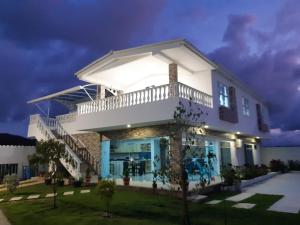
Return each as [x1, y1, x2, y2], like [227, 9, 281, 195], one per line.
[81, 86, 94, 101]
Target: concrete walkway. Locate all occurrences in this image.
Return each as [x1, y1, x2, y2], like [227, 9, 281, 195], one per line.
[0, 210, 10, 225]
[0, 189, 91, 204]
[226, 192, 255, 202]
[243, 172, 300, 214]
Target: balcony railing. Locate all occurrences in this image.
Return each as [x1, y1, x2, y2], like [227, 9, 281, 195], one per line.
[77, 82, 213, 115]
[56, 112, 77, 123]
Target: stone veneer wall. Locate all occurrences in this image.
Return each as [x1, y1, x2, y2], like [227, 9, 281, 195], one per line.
[169, 63, 178, 83]
[101, 125, 172, 141]
[73, 132, 101, 161]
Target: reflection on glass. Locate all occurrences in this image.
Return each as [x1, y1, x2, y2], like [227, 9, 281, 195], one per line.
[184, 140, 219, 183]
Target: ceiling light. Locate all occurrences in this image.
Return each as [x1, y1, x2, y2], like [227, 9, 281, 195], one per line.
[236, 131, 241, 135]
[127, 124, 131, 128]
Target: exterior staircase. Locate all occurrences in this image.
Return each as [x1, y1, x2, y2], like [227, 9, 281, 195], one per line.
[28, 114, 98, 180]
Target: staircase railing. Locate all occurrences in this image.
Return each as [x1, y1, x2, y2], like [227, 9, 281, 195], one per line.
[34, 115, 82, 179]
[42, 117, 98, 174]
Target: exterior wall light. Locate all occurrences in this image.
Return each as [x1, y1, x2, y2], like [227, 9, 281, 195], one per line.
[204, 125, 209, 129]
[127, 124, 131, 128]
[236, 131, 241, 135]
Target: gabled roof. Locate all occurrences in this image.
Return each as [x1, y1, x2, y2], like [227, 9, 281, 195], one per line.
[75, 39, 267, 104]
[75, 39, 216, 78]
[0, 133, 36, 146]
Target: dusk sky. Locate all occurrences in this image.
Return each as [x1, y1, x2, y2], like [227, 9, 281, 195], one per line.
[0, 0, 300, 144]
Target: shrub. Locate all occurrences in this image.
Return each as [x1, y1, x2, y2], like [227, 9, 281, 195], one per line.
[240, 165, 268, 180]
[97, 180, 116, 216]
[288, 160, 300, 171]
[45, 178, 52, 185]
[223, 165, 269, 182]
[57, 180, 64, 186]
[73, 178, 83, 188]
[269, 159, 285, 172]
[221, 166, 238, 185]
[3, 174, 18, 194]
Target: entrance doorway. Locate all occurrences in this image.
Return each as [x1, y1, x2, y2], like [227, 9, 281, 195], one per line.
[220, 141, 232, 167]
[244, 144, 254, 165]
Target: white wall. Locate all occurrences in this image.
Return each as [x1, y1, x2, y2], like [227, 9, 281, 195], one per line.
[76, 97, 182, 132]
[230, 140, 245, 166]
[205, 70, 269, 137]
[0, 145, 36, 178]
[125, 74, 169, 93]
[252, 143, 261, 165]
[178, 70, 212, 95]
[261, 146, 300, 165]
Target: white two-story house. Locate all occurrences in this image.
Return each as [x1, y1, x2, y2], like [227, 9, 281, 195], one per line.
[27, 39, 269, 185]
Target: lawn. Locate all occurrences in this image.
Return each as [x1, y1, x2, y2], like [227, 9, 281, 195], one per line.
[0, 184, 300, 225]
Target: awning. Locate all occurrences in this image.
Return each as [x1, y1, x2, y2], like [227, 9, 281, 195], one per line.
[27, 84, 99, 107]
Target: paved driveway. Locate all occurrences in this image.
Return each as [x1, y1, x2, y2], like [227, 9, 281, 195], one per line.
[0, 210, 10, 225]
[243, 172, 300, 213]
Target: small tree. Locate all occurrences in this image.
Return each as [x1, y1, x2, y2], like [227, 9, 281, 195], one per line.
[97, 180, 116, 217]
[3, 174, 18, 194]
[156, 99, 215, 225]
[28, 139, 67, 209]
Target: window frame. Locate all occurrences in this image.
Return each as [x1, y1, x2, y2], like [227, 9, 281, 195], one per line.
[218, 82, 230, 108]
[242, 97, 250, 116]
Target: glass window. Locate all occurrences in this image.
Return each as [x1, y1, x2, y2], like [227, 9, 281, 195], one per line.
[0, 163, 18, 182]
[184, 140, 218, 183]
[218, 82, 229, 107]
[242, 97, 250, 116]
[105, 137, 169, 181]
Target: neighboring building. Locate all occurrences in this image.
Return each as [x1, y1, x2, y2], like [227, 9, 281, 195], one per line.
[27, 39, 270, 186]
[0, 133, 36, 181]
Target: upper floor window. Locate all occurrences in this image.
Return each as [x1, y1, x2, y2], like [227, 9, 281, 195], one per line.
[218, 82, 229, 107]
[242, 97, 250, 116]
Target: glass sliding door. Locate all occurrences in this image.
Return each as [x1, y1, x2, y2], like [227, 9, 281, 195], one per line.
[108, 137, 169, 181]
[185, 140, 219, 183]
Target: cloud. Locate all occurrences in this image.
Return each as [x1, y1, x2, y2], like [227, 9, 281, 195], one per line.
[1, 0, 300, 139]
[0, 0, 165, 126]
[222, 14, 255, 50]
[0, 0, 165, 51]
[263, 130, 300, 147]
[209, 7, 300, 131]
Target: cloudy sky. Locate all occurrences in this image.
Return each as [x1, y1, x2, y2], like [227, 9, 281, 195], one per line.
[0, 0, 299, 143]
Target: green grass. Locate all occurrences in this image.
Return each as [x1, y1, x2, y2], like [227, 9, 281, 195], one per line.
[0, 184, 300, 225]
[240, 193, 284, 210]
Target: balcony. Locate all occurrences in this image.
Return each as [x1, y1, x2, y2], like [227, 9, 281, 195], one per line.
[77, 82, 212, 115]
[75, 82, 212, 131]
